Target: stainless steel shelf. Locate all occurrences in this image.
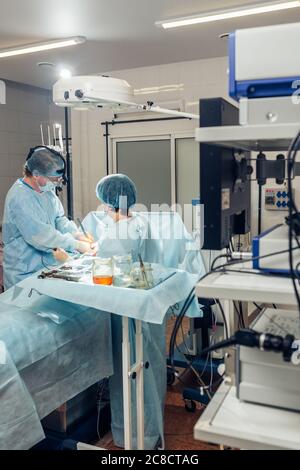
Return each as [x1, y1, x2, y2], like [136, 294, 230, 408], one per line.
[195, 123, 300, 151]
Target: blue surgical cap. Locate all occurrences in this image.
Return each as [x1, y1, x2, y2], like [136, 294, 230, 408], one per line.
[26, 147, 65, 177]
[96, 174, 137, 211]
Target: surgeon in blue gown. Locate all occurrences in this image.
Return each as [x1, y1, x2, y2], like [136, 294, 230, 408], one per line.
[95, 174, 166, 449]
[2, 146, 95, 290]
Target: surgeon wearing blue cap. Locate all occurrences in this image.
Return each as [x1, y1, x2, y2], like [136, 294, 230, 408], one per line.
[2, 146, 96, 290]
[95, 173, 149, 260]
[96, 173, 137, 217]
[95, 174, 166, 449]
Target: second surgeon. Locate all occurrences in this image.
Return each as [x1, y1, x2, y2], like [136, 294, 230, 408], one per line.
[2, 146, 96, 290]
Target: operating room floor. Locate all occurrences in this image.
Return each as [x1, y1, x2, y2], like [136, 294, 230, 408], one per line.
[95, 318, 219, 451]
[95, 372, 218, 451]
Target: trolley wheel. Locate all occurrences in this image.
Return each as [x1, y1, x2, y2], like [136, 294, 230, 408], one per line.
[167, 368, 176, 386]
[184, 399, 196, 413]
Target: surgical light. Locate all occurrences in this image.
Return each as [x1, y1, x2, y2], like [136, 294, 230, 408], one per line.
[53, 75, 199, 119]
[0, 36, 86, 59]
[156, 1, 300, 29]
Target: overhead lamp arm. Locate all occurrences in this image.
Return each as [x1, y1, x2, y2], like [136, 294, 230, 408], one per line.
[83, 93, 199, 120]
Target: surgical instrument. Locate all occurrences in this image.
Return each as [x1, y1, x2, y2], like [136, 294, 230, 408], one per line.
[77, 218, 89, 239]
[138, 254, 150, 288]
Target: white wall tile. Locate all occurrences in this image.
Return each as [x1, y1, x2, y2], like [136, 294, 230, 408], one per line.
[0, 82, 51, 223]
[0, 132, 9, 154]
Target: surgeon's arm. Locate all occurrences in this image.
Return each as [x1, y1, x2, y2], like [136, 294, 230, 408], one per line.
[56, 216, 78, 235]
[54, 197, 78, 235]
[54, 199, 94, 243]
[10, 201, 77, 253]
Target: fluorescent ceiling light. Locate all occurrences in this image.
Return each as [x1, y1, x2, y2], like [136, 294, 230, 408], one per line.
[134, 84, 184, 95]
[0, 36, 85, 58]
[156, 1, 300, 29]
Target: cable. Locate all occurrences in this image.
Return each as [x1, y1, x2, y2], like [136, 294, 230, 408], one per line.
[193, 313, 218, 381]
[195, 337, 237, 358]
[234, 301, 244, 328]
[211, 253, 231, 271]
[173, 311, 224, 401]
[209, 339, 214, 392]
[209, 251, 212, 271]
[169, 288, 197, 369]
[296, 262, 300, 280]
[253, 302, 263, 311]
[238, 301, 246, 328]
[215, 300, 229, 339]
[174, 339, 212, 399]
[179, 322, 193, 359]
[41, 254, 55, 270]
[202, 246, 300, 286]
[286, 129, 300, 317]
[193, 328, 296, 362]
[170, 302, 220, 399]
[214, 246, 300, 273]
[96, 378, 108, 441]
[209, 268, 273, 277]
[178, 314, 218, 382]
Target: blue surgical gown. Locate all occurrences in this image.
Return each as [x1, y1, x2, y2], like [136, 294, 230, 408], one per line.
[95, 213, 165, 449]
[83, 211, 205, 449]
[95, 213, 149, 261]
[2, 179, 78, 290]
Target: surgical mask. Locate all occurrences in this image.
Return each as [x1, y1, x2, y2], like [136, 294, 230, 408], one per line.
[39, 181, 57, 193]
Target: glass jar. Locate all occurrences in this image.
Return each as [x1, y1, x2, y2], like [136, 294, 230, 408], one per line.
[113, 254, 133, 287]
[130, 262, 154, 289]
[92, 257, 113, 285]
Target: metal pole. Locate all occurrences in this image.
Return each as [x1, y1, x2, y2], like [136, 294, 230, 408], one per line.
[101, 116, 189, 126]
[104, 122, 109, 176]
[135, 320, 145, 450]
[64, 107, 73, 219]
[122, 316, 132, 450]
[258, 184, 262, 235]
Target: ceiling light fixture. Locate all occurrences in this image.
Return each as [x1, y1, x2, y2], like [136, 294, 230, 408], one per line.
[59, 68, 72, 79]
[0, 36, 86, 59]
[134, 84, 184, 95]
[37, 62, 54, 68]
[156, 1, 300, 29]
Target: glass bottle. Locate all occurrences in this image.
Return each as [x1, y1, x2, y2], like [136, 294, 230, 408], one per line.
[92, 257, 113, 285]
[131, 262, 154, 289]
[113, 254, 133, 287]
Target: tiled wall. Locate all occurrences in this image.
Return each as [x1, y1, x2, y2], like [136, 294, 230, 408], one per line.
[0, 81, 52, 222]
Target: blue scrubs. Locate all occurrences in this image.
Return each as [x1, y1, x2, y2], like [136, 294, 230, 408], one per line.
[83, 211, 205, 449]
[3, 179, 78, 289]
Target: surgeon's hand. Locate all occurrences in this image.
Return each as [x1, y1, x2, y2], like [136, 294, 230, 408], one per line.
[53, 248, 71, 263]
[76, 240, 98, 256]
[74, 232, 95, 243]
[89, 242, 99, 256]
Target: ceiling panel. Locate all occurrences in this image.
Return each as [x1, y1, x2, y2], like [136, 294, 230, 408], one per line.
[0, 0, 298, 88]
